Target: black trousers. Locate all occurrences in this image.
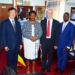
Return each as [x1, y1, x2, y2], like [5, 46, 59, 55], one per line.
[42, 39, 53, 70]
[7, 47, 19, 71]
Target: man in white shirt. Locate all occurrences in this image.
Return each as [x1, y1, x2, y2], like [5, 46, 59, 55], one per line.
[40, 8, 59, 74]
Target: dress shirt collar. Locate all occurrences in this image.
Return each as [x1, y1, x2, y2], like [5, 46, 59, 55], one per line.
[47, 18, 53, 21]
[63, 20, 69, 25]
[9, 17, 15, 23]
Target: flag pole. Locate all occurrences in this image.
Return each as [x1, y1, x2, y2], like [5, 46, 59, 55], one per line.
[13, 0, 18, 10]
[13, 0, 18, 19]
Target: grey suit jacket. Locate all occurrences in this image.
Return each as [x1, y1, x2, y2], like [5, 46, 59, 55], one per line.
[22, 20, 42, 40]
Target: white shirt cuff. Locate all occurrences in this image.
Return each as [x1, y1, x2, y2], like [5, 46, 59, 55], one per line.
[67, 46, 70, 49]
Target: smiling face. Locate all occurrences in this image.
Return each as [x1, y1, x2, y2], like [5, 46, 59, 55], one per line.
[8, 9, 17, 19]
[30, 13, 36, 21]
[63, 13, 69, 22]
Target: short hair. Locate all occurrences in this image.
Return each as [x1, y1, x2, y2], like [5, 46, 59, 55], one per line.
[46, 8, 53, 13]
[29, 11, 36, 16]
[64, 12, 69, 16]
[8, 7, 17, 12]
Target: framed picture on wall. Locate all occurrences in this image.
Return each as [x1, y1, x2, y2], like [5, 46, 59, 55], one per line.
[35, 6, 46, 21]
[18, 6, 33, 19]
[70, 7, 75, 21]
[18, 6, 24, 17]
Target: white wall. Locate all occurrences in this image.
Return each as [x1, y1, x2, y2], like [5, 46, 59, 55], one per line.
[30, 0, 45, 6]
[0, 0, 12, 4]
[0, 0, 46, 6]
[58, 0, 65, 22]
[65, 0, 75, 24]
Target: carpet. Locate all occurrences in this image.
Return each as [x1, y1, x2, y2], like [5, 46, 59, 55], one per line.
[17, 59, 75, 75]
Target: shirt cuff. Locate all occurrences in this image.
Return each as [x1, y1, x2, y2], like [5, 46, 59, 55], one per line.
[67, 46, 70, 49]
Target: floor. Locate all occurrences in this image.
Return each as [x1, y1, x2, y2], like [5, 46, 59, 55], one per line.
[0, 49, 75, 75]
[17, 58, 75, 75]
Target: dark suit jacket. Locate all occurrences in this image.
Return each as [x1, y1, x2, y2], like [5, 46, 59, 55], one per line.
[2, 19, 22, 50]
[40, 18, 59, 47]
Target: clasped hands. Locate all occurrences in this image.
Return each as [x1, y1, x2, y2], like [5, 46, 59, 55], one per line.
[31, 36, 37, 42]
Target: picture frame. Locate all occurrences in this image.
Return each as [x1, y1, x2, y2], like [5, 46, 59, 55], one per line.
[70, 7, 75, 21]
[18, 6, 33, 19]
[18, 6, 24, 18]
[35, 6, 46, 21]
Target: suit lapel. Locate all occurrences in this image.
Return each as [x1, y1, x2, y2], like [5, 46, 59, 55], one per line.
[8, 19, 16, 32]
[43, 18, 47, 35]
[51, 19, 54, 34]
[51, 19, 56, 35]
[14, 20, 18, 32]
[60, 23, 63, 34]
[40, 18, 47, 36]
[62, 22, 70, 34]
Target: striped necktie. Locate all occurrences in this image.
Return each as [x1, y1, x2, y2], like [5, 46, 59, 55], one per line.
[12, 20, 16, 31]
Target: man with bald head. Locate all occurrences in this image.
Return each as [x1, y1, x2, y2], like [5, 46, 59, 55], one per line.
[40, 8, 59, 73]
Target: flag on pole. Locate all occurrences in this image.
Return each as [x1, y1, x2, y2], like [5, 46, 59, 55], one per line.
[18, 54, 26, 67]
[13, 0, 18, 10]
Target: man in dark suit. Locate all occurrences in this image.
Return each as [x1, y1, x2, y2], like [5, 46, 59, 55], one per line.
[40, 8, 59, 73]
[56, 12, 75, 73]
[2, 7, 22, 71]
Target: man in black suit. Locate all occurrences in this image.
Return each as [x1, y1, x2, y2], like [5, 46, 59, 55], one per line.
[2, 7, 22, 72]
[40, 8, 59, 73]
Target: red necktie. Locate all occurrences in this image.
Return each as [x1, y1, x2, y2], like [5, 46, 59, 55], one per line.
[46, 20, 50, 37]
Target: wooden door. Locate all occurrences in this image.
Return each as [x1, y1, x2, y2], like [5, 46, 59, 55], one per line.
[0, 4, 12, 21]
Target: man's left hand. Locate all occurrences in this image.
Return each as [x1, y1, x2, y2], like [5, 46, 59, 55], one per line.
[54, 46, 58, 50]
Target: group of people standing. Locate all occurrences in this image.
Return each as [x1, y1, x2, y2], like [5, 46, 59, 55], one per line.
[0, 7, 75, 75]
